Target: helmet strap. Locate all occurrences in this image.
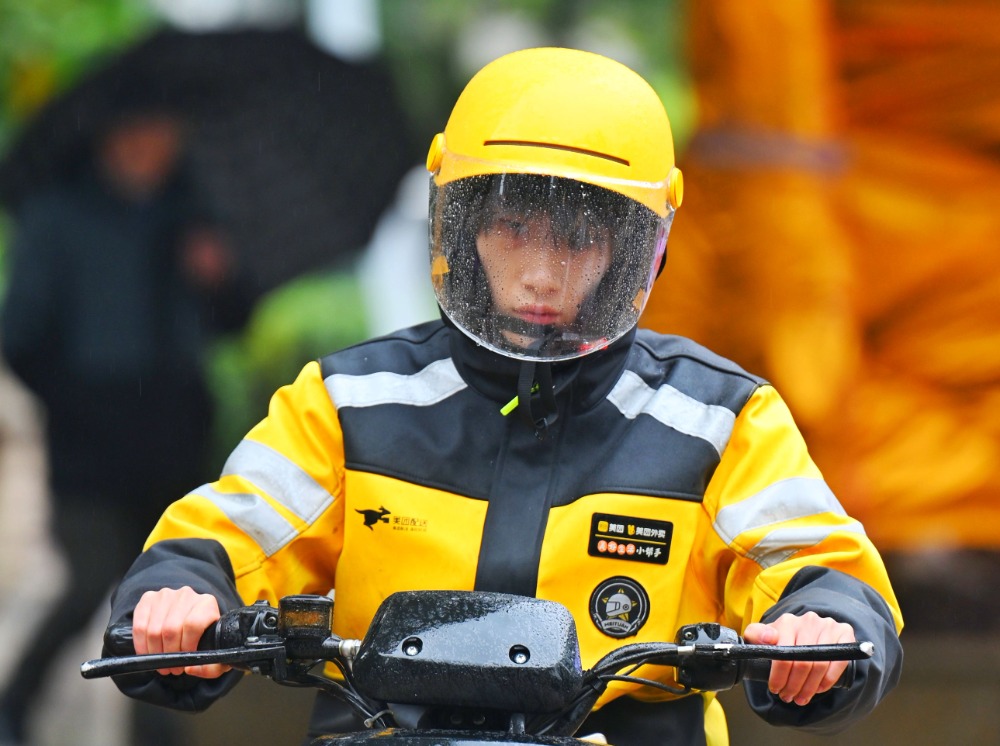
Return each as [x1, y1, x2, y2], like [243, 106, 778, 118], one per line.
[515, 353, 584, 439]
[517, 358, 557, 438]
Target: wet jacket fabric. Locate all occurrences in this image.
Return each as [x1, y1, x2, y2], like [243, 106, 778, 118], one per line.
[109, 320, 903, 744]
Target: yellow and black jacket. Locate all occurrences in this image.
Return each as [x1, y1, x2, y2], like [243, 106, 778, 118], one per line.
[109, 320, 903, 745]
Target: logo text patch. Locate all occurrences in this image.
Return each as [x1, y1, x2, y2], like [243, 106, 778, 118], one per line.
[588, 513, 672, 564]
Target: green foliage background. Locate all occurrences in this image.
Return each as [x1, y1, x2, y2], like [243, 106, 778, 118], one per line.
[208, 271, 369, 465]
[0, 0, 691, 468]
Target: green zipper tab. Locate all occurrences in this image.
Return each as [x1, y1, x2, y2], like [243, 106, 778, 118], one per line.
[500, 383, 539, 416]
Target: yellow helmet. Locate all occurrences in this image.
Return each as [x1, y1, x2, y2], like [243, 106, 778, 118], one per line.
[427, 47, 683, 216]
[428, 48, 682, 362]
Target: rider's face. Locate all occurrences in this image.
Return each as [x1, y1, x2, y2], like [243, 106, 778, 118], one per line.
[476, 212, 612, 349]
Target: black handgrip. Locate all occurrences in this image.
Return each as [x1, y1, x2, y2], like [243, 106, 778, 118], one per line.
[743, 658, 857, 690]
[104, 623, 136, 657]
[103, 620, 219, 658]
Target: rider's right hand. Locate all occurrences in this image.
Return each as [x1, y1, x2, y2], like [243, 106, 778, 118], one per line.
[132, 586, 231, 679]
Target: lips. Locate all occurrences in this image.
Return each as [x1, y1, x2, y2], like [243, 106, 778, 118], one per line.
[515, 306, 560, 325]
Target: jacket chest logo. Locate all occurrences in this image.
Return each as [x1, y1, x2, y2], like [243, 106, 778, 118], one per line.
[356, 506, 391, 530]
[588, 512, 672, 564]
[589, 576, 650, 638]
[355, 505, 428, 533]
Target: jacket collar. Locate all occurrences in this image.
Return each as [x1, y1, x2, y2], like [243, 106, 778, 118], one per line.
[445, 315, 635, 415]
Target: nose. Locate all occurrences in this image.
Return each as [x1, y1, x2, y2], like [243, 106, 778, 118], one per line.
[518, 240, 569, 295]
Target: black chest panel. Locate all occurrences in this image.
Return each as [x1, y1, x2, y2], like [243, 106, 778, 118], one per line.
[322, 322, 763, 596]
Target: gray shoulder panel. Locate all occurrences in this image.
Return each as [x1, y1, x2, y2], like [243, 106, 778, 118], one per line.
[319, 320, 450, 379]
[630, 330, 766, 415]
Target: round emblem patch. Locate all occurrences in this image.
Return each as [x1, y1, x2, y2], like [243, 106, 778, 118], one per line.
[589, 576, 650, 638]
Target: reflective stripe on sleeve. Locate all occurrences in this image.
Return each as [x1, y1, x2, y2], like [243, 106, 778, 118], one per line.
[221, 438, 334, 524]
[746, 522, 867, 569]
[606, 370, 736, 455]
[713, 477, 866, 568]
[192, 484, 297, 557]
[324, 358, 467, 409]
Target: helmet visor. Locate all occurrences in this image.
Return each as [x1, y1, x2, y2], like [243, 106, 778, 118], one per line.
[430, 173, 671, 362]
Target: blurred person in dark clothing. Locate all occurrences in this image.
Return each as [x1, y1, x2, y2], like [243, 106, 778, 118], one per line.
[0, 105, 252, 744]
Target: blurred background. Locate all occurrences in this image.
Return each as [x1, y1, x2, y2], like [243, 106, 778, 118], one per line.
[0, 0, 997, 744]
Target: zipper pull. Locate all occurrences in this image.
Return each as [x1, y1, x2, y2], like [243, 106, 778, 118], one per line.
[500, 383, 539, 416]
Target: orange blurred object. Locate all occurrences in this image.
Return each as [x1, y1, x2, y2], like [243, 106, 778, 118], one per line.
[643, 0, 1000, 551]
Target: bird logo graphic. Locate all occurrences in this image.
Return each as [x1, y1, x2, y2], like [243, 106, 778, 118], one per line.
[356, 506, 391, 530]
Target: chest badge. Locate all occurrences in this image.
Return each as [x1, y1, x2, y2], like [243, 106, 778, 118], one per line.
[589, 576, 650, 638]
[588, 512, 672, 565]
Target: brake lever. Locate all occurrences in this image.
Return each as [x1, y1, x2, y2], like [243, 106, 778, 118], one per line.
[81, 639, 288, 680]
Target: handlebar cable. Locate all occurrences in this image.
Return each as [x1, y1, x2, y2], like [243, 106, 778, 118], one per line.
[292, 672, 393, 727]
[529, 643, 691, 737]
[324, 656, 392, 726]
[596, 673, 689, 696]
[364, 710, 395, 729]
[283, 657, 394, 729]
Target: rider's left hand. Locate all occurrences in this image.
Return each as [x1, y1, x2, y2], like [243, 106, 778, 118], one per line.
[743, 612, 855, 706]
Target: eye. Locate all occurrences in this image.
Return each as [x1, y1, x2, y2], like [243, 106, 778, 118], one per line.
[569, 226, 608, 253]
[567, 212, 602, 251]
[497, 217, 527, 235]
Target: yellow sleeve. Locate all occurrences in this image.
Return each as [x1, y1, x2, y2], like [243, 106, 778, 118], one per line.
[145, 360, 345, 605]
[698, 384, 903, 633]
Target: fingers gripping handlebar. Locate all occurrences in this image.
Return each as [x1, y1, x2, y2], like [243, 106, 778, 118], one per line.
[673, 622, 864, 692]
[87, 596, 344, 681]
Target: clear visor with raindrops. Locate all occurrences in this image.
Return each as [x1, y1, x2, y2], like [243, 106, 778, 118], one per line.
[429, 172, 672, 361]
